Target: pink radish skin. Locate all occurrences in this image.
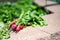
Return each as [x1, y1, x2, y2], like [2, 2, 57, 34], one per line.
[16, 25, 24, 31]
[11, 24, 17, 29]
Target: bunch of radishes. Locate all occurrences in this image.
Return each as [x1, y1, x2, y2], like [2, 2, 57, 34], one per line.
[10, 18, 24, 31]
[10, 10, 25, 32]
[11, 24, 24, 31]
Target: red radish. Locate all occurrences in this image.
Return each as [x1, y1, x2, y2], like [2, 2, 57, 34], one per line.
[16, 26, 21, 31]
[11, 24, 17, 29]
[19, 25, 24, 30]
[16, 25, 24, 31]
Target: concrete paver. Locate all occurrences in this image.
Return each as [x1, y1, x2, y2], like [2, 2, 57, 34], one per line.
[34, 0, 60, 13]
[36, 13, 60, 34]
[46, 5, 60, 13]
[8, 27, 50, 40]
[34, 0, 57, 6]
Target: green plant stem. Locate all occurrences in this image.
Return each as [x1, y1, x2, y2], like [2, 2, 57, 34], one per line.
[16, 9, 24, 25]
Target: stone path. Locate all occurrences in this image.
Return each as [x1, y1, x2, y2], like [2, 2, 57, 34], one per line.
[8, 0, 60, 40]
